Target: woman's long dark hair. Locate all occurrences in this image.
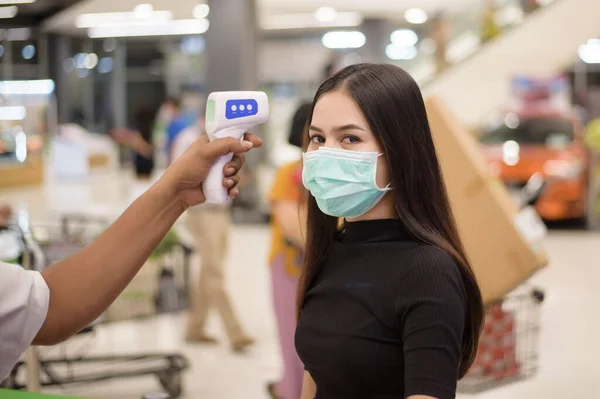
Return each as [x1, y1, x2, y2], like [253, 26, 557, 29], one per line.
[296, 63, 484, 379]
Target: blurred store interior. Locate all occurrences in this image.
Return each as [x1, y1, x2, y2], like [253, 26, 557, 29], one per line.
[1, 0, 600, 398]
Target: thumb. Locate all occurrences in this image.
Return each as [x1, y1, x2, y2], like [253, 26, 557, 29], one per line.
[202, 137, 254, 160]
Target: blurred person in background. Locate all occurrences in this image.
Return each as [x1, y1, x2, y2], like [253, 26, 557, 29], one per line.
[481, 0, 501, 43]
[169, 109, 254, 353]
[266, 102, 311, 399]
[296, 64, 483, 399]
[110, 106, 157, 180]
[430, 12, 451, 74]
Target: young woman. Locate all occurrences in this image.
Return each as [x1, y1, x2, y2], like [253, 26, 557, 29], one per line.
[295, 64, 484, 399]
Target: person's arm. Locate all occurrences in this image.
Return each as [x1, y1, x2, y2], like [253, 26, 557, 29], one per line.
[270, 163, 305, 247]
[398, 247, 467, 399]
[130, 133, 154, 159]
[300, 371, 316, 399]
[34, 134, 261, 345]
[272, 201, 305, 247]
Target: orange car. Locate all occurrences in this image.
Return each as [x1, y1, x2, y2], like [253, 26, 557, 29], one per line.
[480, 110, 590, 221]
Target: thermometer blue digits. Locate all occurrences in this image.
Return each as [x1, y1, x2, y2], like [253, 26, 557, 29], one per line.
[202, 91, 269, 204]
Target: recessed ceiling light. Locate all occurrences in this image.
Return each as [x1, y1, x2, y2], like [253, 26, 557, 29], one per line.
[404, 8, 428, 24]
[193, 4, 210, 19]
[578, 40, 600, 64]
[322, 31, 366, 49]
[315, 7, 337, 22]
[386, 44, 417, 60]
[390, 29, 418, 47]
[133, 4, 154, 19]
[84, 53, 99, 69]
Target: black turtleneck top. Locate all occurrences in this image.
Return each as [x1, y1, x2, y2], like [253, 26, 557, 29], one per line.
[295, 219, 467, 399]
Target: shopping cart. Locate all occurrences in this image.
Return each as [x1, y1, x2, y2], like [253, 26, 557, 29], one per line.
[1, 213, 192, 398]
[458, 287, 545, 393]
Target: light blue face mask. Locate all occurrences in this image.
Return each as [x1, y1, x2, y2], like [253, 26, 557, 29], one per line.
[302, 147, 391, 218]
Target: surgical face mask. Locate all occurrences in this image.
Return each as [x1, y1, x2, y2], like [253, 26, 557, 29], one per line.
[302, 147, 391, 218]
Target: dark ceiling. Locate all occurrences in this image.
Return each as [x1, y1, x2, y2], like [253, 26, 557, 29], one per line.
[1, 0, 83, 27]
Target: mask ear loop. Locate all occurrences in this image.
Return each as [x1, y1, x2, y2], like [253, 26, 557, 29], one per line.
[376, 153, 393, 191]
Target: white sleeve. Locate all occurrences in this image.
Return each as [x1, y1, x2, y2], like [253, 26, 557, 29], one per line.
[0, 262, 50, 382]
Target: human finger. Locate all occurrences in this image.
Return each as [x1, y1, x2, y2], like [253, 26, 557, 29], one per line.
[224, 154, 244, 177]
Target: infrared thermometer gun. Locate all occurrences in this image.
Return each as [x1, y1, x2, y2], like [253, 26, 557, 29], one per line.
[202, 91, 269, 204]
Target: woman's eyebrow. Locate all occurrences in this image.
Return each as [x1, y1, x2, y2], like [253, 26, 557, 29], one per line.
[308, 124, 366, 132]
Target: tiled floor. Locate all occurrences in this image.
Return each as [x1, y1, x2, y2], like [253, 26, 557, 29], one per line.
[2, 170, 599, 398]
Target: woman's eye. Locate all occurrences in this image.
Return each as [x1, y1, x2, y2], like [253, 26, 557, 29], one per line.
[342, 135, 360, 144]
[310, 135, 325, 144]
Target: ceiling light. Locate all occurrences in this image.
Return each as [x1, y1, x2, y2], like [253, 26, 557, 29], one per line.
[84, 53, 99, 69]
[21, 44, 35, 60]
[261, 12, 363, 30]
[0, 79, 55, 95]
[88, 19, 210, 38]
[322, 31, 366, 49]
[579, 39, 600, 64]
[386, 44, 417, 60]
[0, 6, 17, 19]
[0, 0, 35, 4]
[76, 11, 173, 28]
[0, 106, 27, 121]
[193, 4, 209, 19]
[404, 8, 428, 24]
[133, 4, 154, 19]
[315, 7, 337, 22]
[390, 29, 418, 47]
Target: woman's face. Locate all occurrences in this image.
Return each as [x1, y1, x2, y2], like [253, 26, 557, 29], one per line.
[307, 89, 391, 190]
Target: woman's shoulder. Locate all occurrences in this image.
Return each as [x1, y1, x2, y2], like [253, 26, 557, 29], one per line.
[399, 244, 464, 289]
[393, 245, 467, 313]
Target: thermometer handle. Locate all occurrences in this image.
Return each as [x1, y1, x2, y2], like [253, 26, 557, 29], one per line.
[202, 152, 235, 204]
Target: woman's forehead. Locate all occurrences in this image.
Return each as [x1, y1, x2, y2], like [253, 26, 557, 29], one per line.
[312, 91, 368, 129]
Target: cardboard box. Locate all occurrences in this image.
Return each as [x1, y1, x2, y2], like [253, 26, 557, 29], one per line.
[425, 97, 548, 305]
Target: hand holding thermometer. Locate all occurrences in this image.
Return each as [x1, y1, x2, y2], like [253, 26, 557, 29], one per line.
[202, 91, 269, 204]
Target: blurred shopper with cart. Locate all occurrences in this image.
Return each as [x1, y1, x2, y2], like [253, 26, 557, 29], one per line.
[266, 102, 311, 399]
[0, 133, 262, 382]
[296, 64, 484, 399]
[168, 109, 254, 353]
